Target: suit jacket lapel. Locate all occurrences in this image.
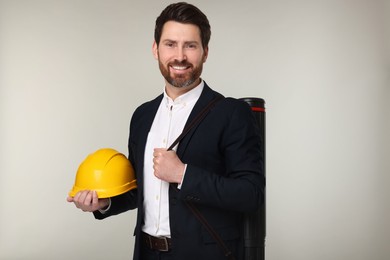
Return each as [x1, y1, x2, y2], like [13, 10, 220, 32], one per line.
[176, 83, 218, 158]
[135, 94, 163, 190]
[136, 84, 219, 169]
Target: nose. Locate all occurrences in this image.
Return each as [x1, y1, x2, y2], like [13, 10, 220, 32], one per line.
[175, 46, 187, 62]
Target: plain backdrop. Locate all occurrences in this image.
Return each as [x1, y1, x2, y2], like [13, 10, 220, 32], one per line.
[0, 0, 389, 259]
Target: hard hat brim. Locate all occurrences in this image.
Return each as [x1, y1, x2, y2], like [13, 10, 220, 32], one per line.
[68, 179, 137, 198]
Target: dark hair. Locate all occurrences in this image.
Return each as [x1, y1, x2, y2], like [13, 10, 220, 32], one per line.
[154, 2, 211, 48]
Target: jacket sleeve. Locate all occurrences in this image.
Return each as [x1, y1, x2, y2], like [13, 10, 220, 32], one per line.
[93, 189, 137, 219]
[178, 99, 264, 213]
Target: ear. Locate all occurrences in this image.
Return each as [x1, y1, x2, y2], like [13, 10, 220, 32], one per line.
[202, 46, 209, 63]
[152, 41, 159, 60]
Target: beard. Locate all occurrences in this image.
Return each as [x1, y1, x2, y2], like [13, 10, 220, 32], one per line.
[158, 59, 203, 88]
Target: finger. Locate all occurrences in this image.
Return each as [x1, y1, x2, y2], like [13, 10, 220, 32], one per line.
[84, 190, 94, 207]
[66, 196, 74, 203]
[153, 161, 159, 172]
[153, 156, 159, 165]
[73, 191, 82, 208]
[153, 148, 165, 156]
[166, 150, 177, 158]
[78, 190, 88, 204]
[76, 190, 89, 209]
[92, 191, 99, 208]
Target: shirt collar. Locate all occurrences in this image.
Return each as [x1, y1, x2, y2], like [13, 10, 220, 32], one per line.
[163, 80, 204, 107]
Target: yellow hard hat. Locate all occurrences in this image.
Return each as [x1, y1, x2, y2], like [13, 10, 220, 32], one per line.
[69, 148, 137, 198]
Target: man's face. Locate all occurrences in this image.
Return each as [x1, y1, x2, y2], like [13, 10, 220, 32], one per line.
[153, 21, 208, 89]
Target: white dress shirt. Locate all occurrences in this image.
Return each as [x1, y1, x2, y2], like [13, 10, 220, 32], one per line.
[142, 81, 204, 237]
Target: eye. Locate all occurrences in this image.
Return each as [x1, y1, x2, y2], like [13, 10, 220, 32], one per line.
[164, 42, 175, 48]
[186, 43, 197, 49]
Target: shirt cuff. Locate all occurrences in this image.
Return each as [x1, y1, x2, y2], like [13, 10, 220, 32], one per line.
[177, 164, 187, 189]
[98, 198, 112, 214]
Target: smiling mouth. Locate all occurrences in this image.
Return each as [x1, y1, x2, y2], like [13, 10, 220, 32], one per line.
[169, 62, 192, 72]
[171, 65, 190, 70]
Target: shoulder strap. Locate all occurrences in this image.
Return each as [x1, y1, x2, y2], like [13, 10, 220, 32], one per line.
[167, 95, 223, 151]
[167, 95, 236, 260]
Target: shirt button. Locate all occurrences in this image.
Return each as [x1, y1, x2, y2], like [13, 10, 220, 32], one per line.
[156, 195, 159, 200]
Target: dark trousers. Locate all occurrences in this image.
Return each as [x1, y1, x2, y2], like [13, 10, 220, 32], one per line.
[140, 238, 175, 260]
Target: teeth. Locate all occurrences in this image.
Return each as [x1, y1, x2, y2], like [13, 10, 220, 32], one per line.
[172, 66, 187, 70]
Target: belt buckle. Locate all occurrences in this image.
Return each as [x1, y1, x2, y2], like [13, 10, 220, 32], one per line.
[146, 235, 153, 249]
[160, 237, 169, 252]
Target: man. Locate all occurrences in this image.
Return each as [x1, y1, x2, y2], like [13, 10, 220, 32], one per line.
[67, 2, 264, 259]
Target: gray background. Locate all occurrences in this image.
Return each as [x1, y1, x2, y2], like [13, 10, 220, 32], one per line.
[1, 0, 389, 259]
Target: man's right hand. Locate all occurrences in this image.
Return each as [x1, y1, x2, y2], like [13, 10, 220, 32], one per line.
[67, 190, 109, 212]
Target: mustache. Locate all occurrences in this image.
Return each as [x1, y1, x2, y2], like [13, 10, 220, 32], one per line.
[169, 60, 193, 67]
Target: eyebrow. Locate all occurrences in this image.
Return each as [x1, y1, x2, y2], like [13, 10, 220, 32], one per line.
[162, 39, 200, 45]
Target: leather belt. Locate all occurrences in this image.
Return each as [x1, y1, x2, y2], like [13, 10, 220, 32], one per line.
[142, 232, 172, 252]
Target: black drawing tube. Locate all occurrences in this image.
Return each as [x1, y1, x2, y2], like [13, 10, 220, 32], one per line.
[240, 97, 266, 260]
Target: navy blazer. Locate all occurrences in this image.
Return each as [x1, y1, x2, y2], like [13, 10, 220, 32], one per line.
[95, 83, 264, 260]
